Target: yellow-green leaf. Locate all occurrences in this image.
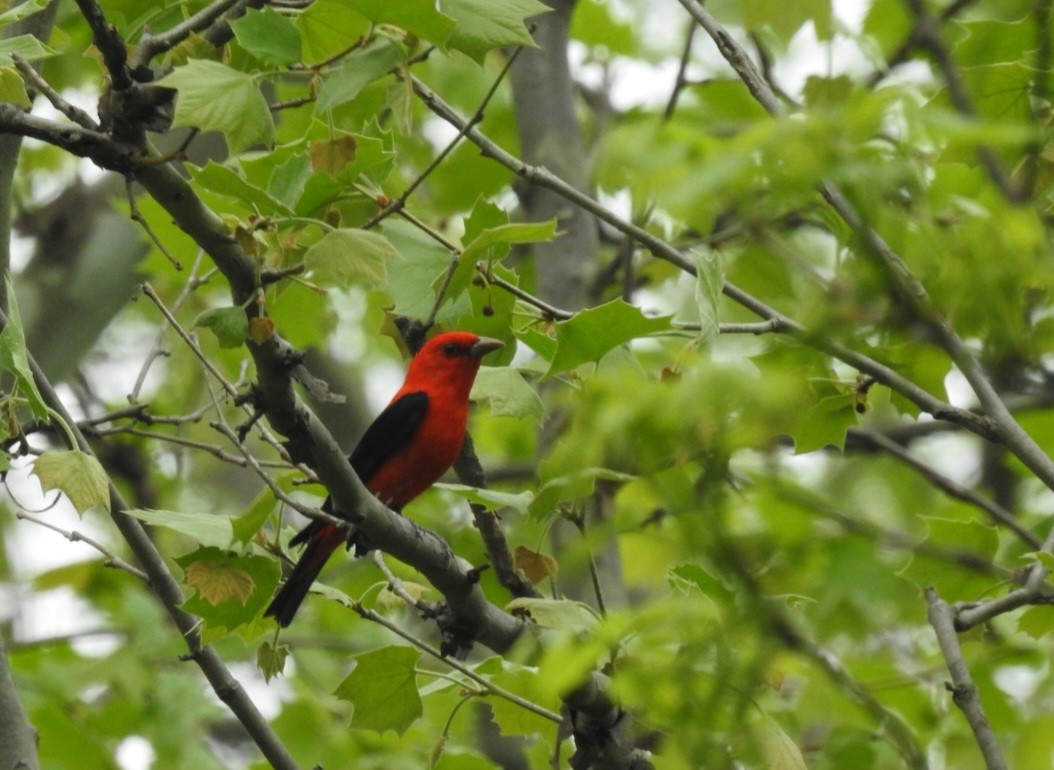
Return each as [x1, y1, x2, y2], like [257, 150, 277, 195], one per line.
[32, 450, 110, 515]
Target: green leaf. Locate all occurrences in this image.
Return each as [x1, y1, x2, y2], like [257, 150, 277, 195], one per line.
[443, 0, 548, 63]
[570, 0, 635, 55]
[758, 714, 808, 770]
[470, 366, 545, 420]
[267, 154, 312, 209]
[792, 392, 856, 453]
[230, 7, 302, 65]
[514, 326, 557, 361]
[0, 66, 30, 107]
[547, 300, 673, 376]
[898, 517, 1000, 601]
[305, 228, 399, 288]
[231, 490, 278, 546]
[296, 0, 370, 63]
[435, 483, 533, 515]
[315, 40, 405, 112]
[194, 306, 248, 349]
[125, 509, 235, 549]
[0, 277, 48, 418]
[184, 555, 256, 605]
[466, 219, 559, 254]
[0, 0, 49, 26]
[669, 563, 736, 604]
[189, 161, 293, 216]
[529, 467, 635, 520]
[1017, 606, 1054, 640]
[177, 547, 280, 641]
[334, 646, 423, 735]
[257, 639, 290, 682]
[692, 248, 723, 343]
[505, 598, 599, 633]
[0, 34, 56, 66]
[32, 450, 110, 515]
[160, 60, 275, 153]
[382, 219, 452, 319]
[443, 202, 556, 305]
[480, 659, 559, 737]
[346, 0, 457, 47]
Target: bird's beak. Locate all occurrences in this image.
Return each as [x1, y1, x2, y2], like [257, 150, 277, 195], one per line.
[469, 337, 505, 358]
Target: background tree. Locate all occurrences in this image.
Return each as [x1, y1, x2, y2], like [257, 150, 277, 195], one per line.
[2, 1, 1054, 769]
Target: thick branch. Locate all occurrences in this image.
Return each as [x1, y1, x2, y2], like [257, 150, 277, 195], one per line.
[72, 0, 132, 89]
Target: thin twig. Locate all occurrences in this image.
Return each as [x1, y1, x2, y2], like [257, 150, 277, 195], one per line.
[134, 0, 245, 66]
[350, 600, 562, 724]
[139, 282, 240, 398]
[14, 510, 149, 581]
[674, 0, 1054, 534]
[91, 425, 295, 469]
[137, 281, 311, 473]
[407, 75, 997, 442]
[901, 0, 1018, 200]
[713, 529, 930, 769]
[775, 483, 1009, 577]
[362, 46, 525, 231]
[133, 128, 199, 166]
[130, 253, 208, 401]
[663, 21, 698, 121]
[572, 509, 607, 616]
[0, 302, 302, 770]
[926, 587, 1009, 770]
[127, 177, 183, 269]
[210, 421, 319, 518]
[851, 429, 1042, 550]
[371, 550, 434, 613]
[11, 55, 99, 129]
[869, 0, 980, 86]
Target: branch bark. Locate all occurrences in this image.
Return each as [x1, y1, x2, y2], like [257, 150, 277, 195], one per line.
[0, 307, 302, 770]
[926, 588, 1009, 770]
[0, 634, 39, 770]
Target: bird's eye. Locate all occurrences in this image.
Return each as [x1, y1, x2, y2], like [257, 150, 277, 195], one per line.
[442, 342, 459, 356]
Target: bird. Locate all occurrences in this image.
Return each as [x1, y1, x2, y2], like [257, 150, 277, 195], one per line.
[264, 331, 505, 627]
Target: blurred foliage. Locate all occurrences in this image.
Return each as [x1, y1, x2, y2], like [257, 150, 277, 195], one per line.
[3, 1, 1054, 769]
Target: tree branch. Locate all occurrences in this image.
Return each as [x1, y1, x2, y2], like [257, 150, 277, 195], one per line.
[0, 634, 38, 770]
[133, 0, 245, 67]
[0, 97, 529, 655]
[674, 0, 1054, 563]
[407, 76, 998, 442]
[901, 0, 1018, 200]
[849, 429, 1042, 550]
[0, 308, 303, 770]
[926, 587, 1009, 770]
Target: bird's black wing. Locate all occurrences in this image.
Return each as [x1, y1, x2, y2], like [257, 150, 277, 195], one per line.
[349, 390, 429, 485]
[289, 391, 429, 550]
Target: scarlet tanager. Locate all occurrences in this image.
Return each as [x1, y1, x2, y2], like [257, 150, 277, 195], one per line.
[265, 331, 505, 626]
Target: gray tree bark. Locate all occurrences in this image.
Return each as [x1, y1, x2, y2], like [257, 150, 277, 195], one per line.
[509, 0, 597, 312]
[0, 635, 39, 770]
[509, 0, 630, 611]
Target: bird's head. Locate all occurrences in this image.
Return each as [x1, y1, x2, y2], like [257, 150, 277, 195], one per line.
[403, 331, 505, 392]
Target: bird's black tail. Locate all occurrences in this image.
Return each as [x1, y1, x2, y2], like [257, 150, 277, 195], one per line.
[265, 521, 343, 627]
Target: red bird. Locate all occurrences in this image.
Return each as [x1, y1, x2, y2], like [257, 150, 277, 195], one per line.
[265, 331, 504, 626]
